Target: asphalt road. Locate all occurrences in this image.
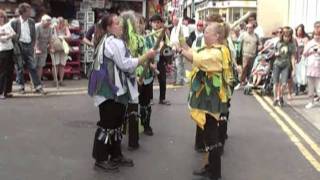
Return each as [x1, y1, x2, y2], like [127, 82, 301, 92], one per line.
[0, 87, 320, 180]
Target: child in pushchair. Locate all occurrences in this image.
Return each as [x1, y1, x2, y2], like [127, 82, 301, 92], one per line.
[252, 58, 270, 87]
[244, 51, 273, 95]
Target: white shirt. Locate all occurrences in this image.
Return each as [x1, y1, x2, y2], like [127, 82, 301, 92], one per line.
[254, 26, 264, 39]
[104, 36, 139, 74]
[19, 16, 31, 43]
[170, 26, 180, 47]
[94, 36, 139, 107]
[0, 23, 15, 51]
[182, 25, 189, 38]
[191, 30, 204, 49]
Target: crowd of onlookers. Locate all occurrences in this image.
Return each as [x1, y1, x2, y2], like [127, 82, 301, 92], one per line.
[0, 3, 73, 100]
[167, 12, 320, 109]
[230, 19, 320, 109]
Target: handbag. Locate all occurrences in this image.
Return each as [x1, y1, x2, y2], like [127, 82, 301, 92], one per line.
[52, 37, 64, 52]
[62, 38, 70, 54]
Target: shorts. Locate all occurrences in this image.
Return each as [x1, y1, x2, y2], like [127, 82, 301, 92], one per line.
[34, 53, 48, 68]
[273, 64, 290, 85]
[51, 51, 67, 66]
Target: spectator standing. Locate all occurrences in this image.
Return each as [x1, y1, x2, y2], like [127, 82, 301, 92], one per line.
[247, 13, 264, 39]
[236, 23, 261, 89]
[188, 20, 205, 49]
[82, 25, 95, 47]
[272, 26, 296, 107]
[182, 17, 190, 40]
[35, 14, 52, 81]
[170, 15, 186, 85]
[0, 10, 15, 99]
[294, 24, 310, 95]
[303, 21, 320, 109]
[51, 17, 71, 86]
[11, 2, 45, 94]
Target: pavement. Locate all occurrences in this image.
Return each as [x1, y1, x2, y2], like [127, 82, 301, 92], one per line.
[285, 94, 320, 130]
[8, 78, 320, 131]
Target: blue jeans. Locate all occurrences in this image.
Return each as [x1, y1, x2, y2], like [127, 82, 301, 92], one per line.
[16, 43, 42, 88]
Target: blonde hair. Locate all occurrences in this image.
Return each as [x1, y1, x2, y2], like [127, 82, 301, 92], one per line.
[208, 22, 230, 43]
[41, 14, 51, 22]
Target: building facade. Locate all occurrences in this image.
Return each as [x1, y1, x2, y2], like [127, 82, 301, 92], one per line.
[195, 0, 256, 22]
[258, 0, 320, 36]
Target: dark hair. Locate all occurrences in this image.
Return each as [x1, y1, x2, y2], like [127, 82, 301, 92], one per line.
[248, 12, 257, 20]
[280, 26, 293, 43]
[0, 9, 8, 24]
[18, 3, 31, 15]
[93, 13, 116, 48]
[295, 24, 309, 39]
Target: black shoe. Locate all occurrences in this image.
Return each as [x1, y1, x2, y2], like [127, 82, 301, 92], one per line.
[197, 176, 220, 180]
[111, 156, 134, 167]
[59, 81, 66, 87]
[279, 97, 284, 107]
[193, 166, 209, 177]
[94, 161, 119, 173]
[5, 94, 13, 98]
[159, 100, 171, 105]
[143, 127, 154, 136]
[128, 144, 140, 151]
[194, 177, 220, 180]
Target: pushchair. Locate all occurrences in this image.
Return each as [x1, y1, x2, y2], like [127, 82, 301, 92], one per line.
[243, 50, 274, 96]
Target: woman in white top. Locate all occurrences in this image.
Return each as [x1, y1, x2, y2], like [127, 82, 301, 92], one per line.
[0, 10, 16, 99]
[51, 17, 71, 86]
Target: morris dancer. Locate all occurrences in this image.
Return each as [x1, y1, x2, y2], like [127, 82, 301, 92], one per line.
[120, 11, 146, 149]
[88, 13, 156, 172]
[179, 22, 233, 180]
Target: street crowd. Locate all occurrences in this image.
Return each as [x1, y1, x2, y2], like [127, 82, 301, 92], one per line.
[1, 2, 320, 180]
[0, 2, 75, 100]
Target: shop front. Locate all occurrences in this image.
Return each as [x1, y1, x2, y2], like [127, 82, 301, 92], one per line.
[196, 0, 256, 22]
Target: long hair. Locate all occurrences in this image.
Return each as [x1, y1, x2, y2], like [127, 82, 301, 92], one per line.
[295, 24, 309, 39]
[93, 13, 116, 48]
[280, 26, 294, 43]
[120, 10, 138, 44]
